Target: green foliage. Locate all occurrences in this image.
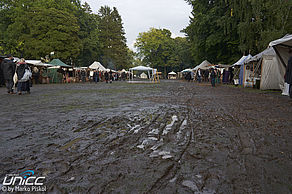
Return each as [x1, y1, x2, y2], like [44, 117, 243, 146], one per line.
[98, 6, 130, 70]
[75, 2, 102, 66]
[0, 0, 131, 68]
[184, 0, 291, 65]
[135, 28, 193, 76]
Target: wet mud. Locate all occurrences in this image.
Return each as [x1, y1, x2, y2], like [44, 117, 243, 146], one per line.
[0, 81, 292, 193]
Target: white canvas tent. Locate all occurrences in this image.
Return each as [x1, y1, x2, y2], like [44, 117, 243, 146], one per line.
[259, 48, 284, 90]
[181, 68, 193, 72]
[268, 34, 292, 93]
[269, 34, 292, 68]
[233, 54, 252, 66]
[168, 71, 177, 79]
[193, 60, 213, 70]
[129, 65, 153, 81]
[244, 48, 283, 90]
[89, 61, 106, 71]
[26, 60, 50, 67]
[168, 71, 177, 75]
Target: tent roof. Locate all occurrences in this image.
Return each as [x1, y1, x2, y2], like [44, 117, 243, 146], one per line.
[25, 60, 49, 67]
[181, 68, 193, 72]
[129, 65, 153, 71]
[89, 61, 106, 71]
[168, 71, 177, 75]
[269, 34, 292, 48]
[232, 54, 252, 66]
[48, 59, 71, 67]
[215, 64, 231, 68]
[268, 34, 292, 68]
[245, 48, 276, 64]
[193, 60, 213, 70]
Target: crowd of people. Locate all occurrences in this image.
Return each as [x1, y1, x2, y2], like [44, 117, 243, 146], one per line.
[184, 67, 234, 87]
[0, 55, 31, 95]
[75, 69, 129, 84]
[0, 55, 133, 95]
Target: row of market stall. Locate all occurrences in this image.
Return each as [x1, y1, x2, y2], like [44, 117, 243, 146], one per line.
[180, 34, 292, 95]
[23, 59, 130, 84]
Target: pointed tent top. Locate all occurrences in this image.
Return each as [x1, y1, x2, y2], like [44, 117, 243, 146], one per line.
[245, 47, 276, 64]
[89, 61, 106, 71]
[48, 59, 71, 67]
[232, 54, 252, 66]
[181, 68, 193, 72]
[193, 60, 213, 70]
[129, 65, 153, 71]
[168, 71, 177, 75]
[269, 34, 292, 47]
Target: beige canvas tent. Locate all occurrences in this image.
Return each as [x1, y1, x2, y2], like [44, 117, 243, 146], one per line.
[193, 60, 213, 71]
[259, 48, 284, 90]
[89, 61, 106, 71]
[242, 34, 292, 91]
[268, 34, 292, 91]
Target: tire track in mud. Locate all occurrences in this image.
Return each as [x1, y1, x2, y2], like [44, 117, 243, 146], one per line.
[145, 88, 202, 193]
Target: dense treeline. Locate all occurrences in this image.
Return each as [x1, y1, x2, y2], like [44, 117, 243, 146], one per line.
[184, 0, 292, 65]
[0, 0, 131, 68]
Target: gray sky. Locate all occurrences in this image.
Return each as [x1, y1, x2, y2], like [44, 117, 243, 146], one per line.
[81, 0, 192, 50]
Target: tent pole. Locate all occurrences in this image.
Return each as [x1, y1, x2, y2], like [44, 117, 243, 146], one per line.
[253, 62, 255, 85]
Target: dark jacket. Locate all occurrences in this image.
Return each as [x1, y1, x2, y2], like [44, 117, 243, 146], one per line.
[1, 59, 16, 80]
[210, 70, 216, 79]
[16, 62, 29, 80]
[286, 56, 292, 84]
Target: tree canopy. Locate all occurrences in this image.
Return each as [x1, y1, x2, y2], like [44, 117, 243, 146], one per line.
[184, 0, 292, 65]
[0, 0, 132, 68]
[98, 6, 129, 70]
[135, 28, 193, 76]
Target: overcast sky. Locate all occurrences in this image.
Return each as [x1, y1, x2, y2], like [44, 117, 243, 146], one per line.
[81, 0, 192, 50]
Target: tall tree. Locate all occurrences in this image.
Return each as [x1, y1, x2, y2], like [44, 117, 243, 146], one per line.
[0, 0, 82, 62]
[184, 0, 291, 65]
[135, 28, 174, 76]
[75, 2, 102, 67]
[98, 6, 129, 70]
[184, 0, 241, 65]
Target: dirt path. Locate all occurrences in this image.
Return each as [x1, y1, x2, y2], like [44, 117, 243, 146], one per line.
[0, 81, 291, 193]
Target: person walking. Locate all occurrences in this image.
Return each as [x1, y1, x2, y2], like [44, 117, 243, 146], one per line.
[1, 54, 16, 94]
[16, 58, 31, 95]
[210, 68, 216, 87]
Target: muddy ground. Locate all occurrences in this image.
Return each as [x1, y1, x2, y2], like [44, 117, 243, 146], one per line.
[0, 80, 292, 193]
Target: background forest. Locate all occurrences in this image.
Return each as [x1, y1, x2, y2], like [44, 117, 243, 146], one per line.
[0, 0, 291, 73]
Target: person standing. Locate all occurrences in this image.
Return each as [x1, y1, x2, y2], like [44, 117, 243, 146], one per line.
[1, 54, 16, 94]
[0, 56, 5, 86]
[109, 70, 113, 83]
[229, 67, 234, 84]
[286, 55, 292, 98]
[16, 58, 31, 95]
[104, 71, 109, 83]
[81, 70, 86, 83]
[204, 69, 209, 82]
[93, 70, 98, 83]
[197, 68, 202, 83]
[210, 68, 216, 87]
